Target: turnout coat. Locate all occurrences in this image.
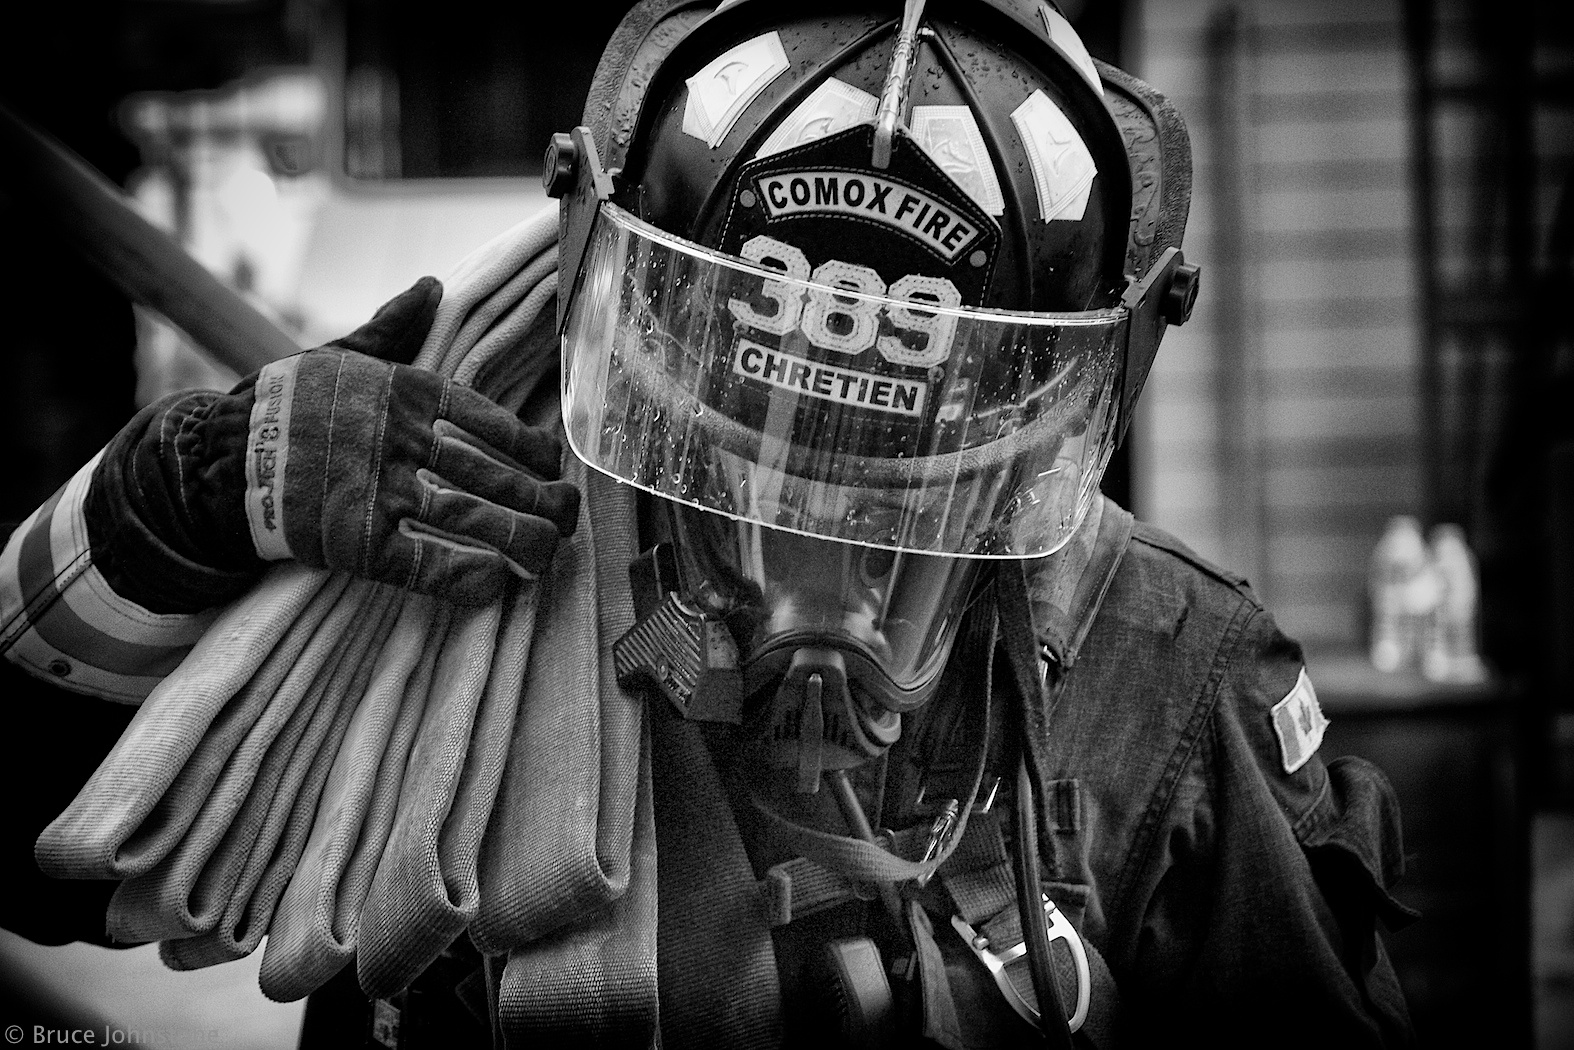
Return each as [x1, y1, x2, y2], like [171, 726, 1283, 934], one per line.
[0, 210, 1414, 1048]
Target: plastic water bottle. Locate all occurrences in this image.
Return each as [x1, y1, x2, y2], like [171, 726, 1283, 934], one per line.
[1423, 524, 1489, 684]
[1369, 515, 1430, 673]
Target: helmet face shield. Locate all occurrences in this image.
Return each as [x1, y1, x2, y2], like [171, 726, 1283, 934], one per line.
[562, 201, 1126, 560]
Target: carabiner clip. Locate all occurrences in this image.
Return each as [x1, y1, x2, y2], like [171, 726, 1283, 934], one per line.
[951, 895, 1091, 1032]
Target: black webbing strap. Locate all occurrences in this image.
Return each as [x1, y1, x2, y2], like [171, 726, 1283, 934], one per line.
[994, 499, 1134, 839]
[1019, 497, 1136, 673]
[744, 665, 991, 889]
[651, 710, 784, 1049]
[1013, 750, 1074, 1050]
[1001, 566, 1076, 1050]
[996, 561, 1060, 852]
[987, 500, 1133, 1049]
[939, 809, 1122, 1048]
[759, 855, 861, 927]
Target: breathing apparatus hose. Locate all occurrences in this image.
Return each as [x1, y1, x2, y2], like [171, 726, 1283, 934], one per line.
[1013, 750, 1075, 1050]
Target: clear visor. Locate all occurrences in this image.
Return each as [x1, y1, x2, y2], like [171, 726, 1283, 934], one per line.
[562, 202, 1125, 558]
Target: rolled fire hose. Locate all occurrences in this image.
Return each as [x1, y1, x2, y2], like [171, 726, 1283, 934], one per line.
[23, 153, 660, 1043]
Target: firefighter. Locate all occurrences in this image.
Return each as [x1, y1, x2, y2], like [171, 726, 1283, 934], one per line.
[1, 1, 1416, 1046]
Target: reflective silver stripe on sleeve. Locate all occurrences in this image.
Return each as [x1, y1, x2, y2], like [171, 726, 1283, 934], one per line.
[0, 452, 215, 702]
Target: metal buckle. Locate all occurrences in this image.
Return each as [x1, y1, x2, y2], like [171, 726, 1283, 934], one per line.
[912, 775, 1001, 816]
[907, 776, 999, 889]
[950, 895, 1091, 1032]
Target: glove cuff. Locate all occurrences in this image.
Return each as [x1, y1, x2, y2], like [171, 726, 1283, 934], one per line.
[244, 356, 303, 561]
[86, 391, 266, 613]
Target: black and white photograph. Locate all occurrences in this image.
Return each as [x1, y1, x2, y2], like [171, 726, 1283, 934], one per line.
[0, 0, 1570, 1047]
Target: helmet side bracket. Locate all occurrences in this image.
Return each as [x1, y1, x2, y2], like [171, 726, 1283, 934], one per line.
[1117, 246, 1199, 446]
[544, 127, 615, 334]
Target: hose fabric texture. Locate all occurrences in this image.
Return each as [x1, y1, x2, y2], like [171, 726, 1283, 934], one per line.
[34, 205, 663, 1043]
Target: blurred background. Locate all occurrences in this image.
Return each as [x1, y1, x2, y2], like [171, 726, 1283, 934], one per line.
[0, 0, 1570, 1046]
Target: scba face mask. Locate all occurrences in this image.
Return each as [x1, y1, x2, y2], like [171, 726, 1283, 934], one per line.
[661, 496, 985, 785]
[549, 0, 1198, 787]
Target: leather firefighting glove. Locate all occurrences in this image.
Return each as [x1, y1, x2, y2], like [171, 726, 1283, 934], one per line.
[89, 278, 581, 611]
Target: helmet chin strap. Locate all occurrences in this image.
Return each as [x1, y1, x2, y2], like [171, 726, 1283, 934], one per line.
[752, 647, 901, 794]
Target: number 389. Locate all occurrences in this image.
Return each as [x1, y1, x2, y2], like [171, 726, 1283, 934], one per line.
[726, 234, 962, 368]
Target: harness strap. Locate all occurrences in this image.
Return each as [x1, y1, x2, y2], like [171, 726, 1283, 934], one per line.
[939, 810, 1121, 1046]
[910, 897, 968, 1050]
[745, 665, 990, 888]
[652, 711, 784, 1048]
[753, 814, 999, 926]
[983, 498, 1134, 1049]
[1021, 497, 1136, 672]
[759, 855, 861, 928]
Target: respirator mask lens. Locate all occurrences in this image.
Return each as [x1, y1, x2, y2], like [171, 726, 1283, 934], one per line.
[666, 499, 981, 709]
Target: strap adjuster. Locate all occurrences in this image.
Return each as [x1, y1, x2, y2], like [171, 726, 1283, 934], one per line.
[950, 895, 1091, 1032]
[912, 774, 1001, 816]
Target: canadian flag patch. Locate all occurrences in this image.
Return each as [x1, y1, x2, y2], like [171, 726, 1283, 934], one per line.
[1271, 668, 1328, 774]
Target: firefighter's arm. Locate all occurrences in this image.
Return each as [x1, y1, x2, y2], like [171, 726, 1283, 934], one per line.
[0, 642, 136, 945]
[1129, 612, 1418, 1049]
[0, 279, 580, 703]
